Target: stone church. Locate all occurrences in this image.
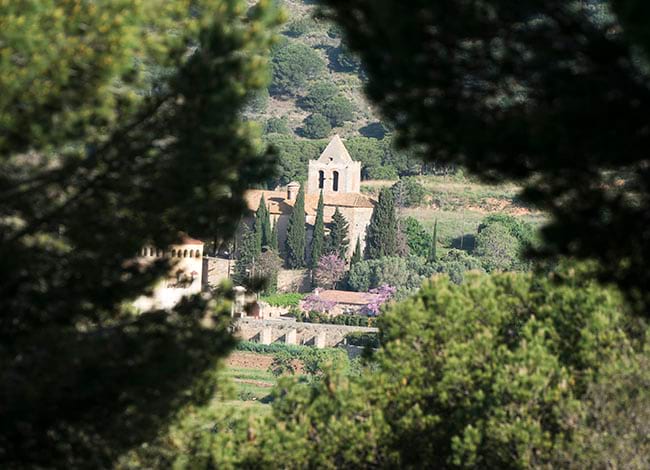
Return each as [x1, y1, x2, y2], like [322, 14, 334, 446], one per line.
[245, 135, 375, 261]
[133, 135, 375, 309]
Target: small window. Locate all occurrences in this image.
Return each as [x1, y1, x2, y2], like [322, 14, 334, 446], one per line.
[171, 249, 176, 257]
[332, 171, 339, 191]
[184, 249, 188, 258]
[318, 170, 324, 189]
[195, 250, 201, 258]
[149, 248, 154, 256]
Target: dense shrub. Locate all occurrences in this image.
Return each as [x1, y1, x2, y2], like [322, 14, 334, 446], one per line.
[347, 256, 432, 297]
[431, 248, 483, 284]
[264, 116, 291, 135]
[263, 134, 324, 186]
[391, 177, 428, 207]
[478, 214, 535, 246]
[284, 17, 314, 37]
[291, 311, 376, 327]
[299, 84, 355, 127]
[270, 42, 325, 96]
[268, 350, 296, 377]
[345, 332, 380, 348]
[331, 314, 375, 327]
[302, 113, 331, 139]
[367, 165, 399, 180]
[478, 214, 537, 270]
[474, 222, 519, 272]
[359, 121, 388, 139]
[300, 348, 349, 376]
[401, 217, 432, 258]
[299, 81, 338, 111]
[235, 341, 309, 356]
[345, 137, 384, 178]
[321, 94, 355, 126]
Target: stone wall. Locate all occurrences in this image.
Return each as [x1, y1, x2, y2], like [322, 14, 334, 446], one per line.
[204, 257, 311, 293]
[340, 206, 373, 258]
[203, 256, 232, 290]
[234, 317, 378, 348]
[277, 268, 311, 293]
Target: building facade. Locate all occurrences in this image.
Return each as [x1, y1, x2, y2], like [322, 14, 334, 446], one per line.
[133, 236, 204, 311]
[245, 135, 375, 262]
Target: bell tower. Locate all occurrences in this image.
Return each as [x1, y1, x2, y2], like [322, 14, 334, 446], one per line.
[307, 135, 361, 194]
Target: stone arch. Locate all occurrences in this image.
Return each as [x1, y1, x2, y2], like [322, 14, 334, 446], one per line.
[332, 171, 339, 191]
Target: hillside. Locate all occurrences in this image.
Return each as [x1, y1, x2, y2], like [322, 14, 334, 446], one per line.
[248, 1, 547, 255]
[246, 0, 382, 139]
[361, 175, 545, 252]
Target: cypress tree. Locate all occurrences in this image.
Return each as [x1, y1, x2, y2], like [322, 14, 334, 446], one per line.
[270, 219, 279, 251]
[255, 195, 272, 251]
[365, 187, 398, 259]
[310, 191, 325, 268]
[285, 185, 306, 268]
[428, 219, 438, 262]
[233, 224, 257, 285]
[326, 207, 349, 260]
[351, 237, 362, 265]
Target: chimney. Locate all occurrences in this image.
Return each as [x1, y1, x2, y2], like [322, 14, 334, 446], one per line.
[287, 181, 300, 201]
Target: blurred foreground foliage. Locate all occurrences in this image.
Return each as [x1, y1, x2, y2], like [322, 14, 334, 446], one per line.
[0, 0, 281, 466]
[125, 265, 649, 469]
[321, 0, 650, 315]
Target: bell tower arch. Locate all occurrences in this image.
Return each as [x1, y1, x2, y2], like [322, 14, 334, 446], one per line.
[307, 135, 361, 194]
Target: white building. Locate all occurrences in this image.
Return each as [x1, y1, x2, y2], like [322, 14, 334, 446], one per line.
[133, 235, 204, 311]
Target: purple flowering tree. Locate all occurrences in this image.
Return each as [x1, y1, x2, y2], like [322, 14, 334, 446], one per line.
[314, 253, 346, 289]
[302, 289, 337, 314]
[363, 284, 396, 316]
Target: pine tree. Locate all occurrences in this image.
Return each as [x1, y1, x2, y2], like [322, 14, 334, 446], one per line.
[0, 1, 281, 464]
[310, 191, 325, 268]
[270, 219, 279, 251]
[285, 185, 306, 268]
[351, 237, 362, 265]
[428, 219, 438, 262]
[255, 195, 272, 251]
[233, 224, 257, 285]
[326, 207, 350, 260]
[365, 187, 398, 259]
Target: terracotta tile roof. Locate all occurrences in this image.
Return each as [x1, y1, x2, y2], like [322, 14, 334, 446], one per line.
[245, 190, 293, 215]
[315, 289, 379, 305]
[180, 234, 204, 245]
[245, 189, 375, 216]
[305, 193, 375, 212]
